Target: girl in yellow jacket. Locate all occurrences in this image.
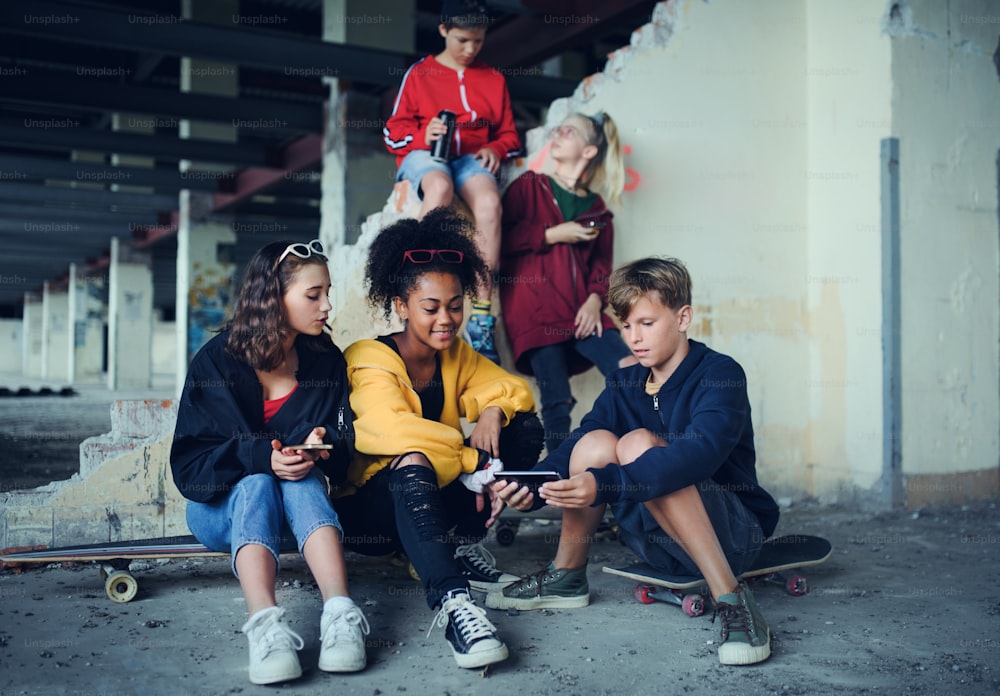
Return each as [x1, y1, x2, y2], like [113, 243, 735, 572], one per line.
[335, 208, 544, 670]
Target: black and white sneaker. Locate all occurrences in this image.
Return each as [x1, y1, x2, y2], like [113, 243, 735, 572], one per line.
[429, 589, 509, 669]
[455, 543, 519, 592]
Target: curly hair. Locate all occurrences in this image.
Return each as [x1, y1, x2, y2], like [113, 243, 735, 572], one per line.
[365, 208, 489, 320]
[225, 240, 331, 371]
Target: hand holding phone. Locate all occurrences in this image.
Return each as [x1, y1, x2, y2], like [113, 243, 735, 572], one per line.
[493, 470, 562, 495]
[285, 443, 333, 450]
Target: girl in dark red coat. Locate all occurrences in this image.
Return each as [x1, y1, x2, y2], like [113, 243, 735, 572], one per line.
[499, 112, 637, 454]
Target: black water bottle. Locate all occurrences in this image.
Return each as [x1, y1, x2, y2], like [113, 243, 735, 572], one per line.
[431, 109, 456, 162]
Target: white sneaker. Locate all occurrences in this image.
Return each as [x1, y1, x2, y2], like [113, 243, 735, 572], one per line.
[454, 543, 519, 592]
[241, 606, 304, 685]
[428, 589, 508, 669]
[319, 602, 370, 672]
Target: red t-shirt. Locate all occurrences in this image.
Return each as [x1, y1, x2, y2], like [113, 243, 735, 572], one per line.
[263, 383, 298, 425]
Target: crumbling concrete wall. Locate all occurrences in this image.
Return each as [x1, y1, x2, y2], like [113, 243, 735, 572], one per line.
[0, 400, 186, 548]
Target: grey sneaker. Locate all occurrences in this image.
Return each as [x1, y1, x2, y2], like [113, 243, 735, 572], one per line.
[455, 543, 519, 592]
[241, 606, 304, 685]
[484, 562, 590, 610]
[319, 603, 370, 673]
[712, 582, 771, 665]
[429, 589, 509, 669]
[464, 313, 500, 364]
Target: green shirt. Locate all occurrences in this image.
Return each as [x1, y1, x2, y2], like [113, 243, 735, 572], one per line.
[548, 176, 597, 222]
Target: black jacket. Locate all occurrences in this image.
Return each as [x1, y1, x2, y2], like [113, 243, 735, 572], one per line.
[170, 330, 354, 503]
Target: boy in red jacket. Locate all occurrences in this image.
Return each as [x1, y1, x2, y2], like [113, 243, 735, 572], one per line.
[382, 0, 521, 364]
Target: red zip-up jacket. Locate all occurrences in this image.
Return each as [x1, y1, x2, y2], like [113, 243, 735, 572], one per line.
[499, 171, 617, 376]
[383, 55, 522, 167]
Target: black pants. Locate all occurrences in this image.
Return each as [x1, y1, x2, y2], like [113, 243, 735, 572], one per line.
[336, 412, 543, 608]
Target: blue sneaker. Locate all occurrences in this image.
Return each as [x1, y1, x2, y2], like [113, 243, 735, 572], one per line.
[465, 314, 500, 364]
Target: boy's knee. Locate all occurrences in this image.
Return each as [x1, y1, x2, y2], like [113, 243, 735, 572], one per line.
[617, 429, 665, 465]
[568, 429, 619, 476]
[470, 191, 501, 223]
[420, 172, 454, 202]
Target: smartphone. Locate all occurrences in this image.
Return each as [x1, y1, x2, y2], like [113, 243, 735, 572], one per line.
[286, 443, 334, 450]
[494, 470, 562, 493]
[586, 220, 606, 229]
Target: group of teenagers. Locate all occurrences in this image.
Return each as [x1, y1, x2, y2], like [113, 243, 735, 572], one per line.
[169, 0, 780, 686]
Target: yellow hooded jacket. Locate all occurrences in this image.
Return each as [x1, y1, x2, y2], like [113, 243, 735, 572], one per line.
[341, 337, 536, 493]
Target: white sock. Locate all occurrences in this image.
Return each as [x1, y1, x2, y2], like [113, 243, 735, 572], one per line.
[323, 596, 356, 614]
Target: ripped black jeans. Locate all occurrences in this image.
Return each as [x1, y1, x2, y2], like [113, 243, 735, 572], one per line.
[336, 412, 543, 608]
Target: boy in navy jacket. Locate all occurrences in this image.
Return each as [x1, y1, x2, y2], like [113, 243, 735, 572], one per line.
[488, 257, 779, 666]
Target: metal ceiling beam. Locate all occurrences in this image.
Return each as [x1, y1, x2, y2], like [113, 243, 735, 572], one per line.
[0, 154, 227, 192]
[0, 1, 575, 104]
[212, 134, 322, 213]
[3, 72, 322, 132]
[0, 182, 177, 210]
[0, 202, 160, 226]
[0, 125, 275, 167]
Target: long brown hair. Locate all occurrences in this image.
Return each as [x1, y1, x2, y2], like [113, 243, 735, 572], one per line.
[225, 241, 331, 371]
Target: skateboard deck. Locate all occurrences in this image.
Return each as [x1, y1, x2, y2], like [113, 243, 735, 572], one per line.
[602, 534, 832, 616]
[1, 535, 227, 603]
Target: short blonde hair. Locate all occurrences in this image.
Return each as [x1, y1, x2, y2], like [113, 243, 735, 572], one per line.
[608, 257, 692, 319]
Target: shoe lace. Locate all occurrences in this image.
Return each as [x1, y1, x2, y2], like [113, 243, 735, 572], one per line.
[455, 543, 498, 575]
[254, 611, 304, 659]
[428, 592, 498, 642]
[711, 601, 748, 642]
[323, 606, 371, 648]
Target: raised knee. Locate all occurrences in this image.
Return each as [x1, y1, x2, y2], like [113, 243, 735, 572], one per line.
[390, 452, 432, 471]
[569, 429, 619, 476]
[617, 429, 663, 465]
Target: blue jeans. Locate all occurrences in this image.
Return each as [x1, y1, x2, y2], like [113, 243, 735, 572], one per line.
[528, 330, 632, 454]
[186, 471, 343, 577]
[396, 150, 496, 197]
[613, 479, 765, 578]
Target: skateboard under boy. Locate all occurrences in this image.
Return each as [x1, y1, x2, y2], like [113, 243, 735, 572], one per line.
[602, 534, 832, 617]
[0, 535, 227, 603]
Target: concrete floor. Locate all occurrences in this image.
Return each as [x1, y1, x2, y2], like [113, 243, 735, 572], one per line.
[1, 376, 999, 695]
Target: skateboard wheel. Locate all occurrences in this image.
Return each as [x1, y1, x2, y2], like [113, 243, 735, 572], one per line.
[786, 575, 807, 596]
[105, 571, 138, 603]
[634, 584, 656, 604]
[496, 524, 517, 547]
[682, 594, 705, 617]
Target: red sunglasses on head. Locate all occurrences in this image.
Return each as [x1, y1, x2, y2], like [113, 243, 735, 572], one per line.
[400, 249, 464, 269]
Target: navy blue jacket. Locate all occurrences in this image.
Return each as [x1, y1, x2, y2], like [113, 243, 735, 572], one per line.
[542, 339, 779, 537]
[170, 331, 354, 503]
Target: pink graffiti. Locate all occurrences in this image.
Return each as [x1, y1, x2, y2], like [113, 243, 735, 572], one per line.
[624, 144, 641, 193]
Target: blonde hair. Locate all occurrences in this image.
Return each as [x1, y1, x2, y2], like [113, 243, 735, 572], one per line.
[580, 112, 625, 208]
[608, 257, 692, 319]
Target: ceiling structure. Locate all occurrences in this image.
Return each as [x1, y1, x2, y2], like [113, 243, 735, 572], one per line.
[0, 0, 659, 317]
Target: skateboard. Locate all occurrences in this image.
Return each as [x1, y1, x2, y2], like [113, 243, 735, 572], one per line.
[0, 535, 227, 603]
[602, 534, 832, 617]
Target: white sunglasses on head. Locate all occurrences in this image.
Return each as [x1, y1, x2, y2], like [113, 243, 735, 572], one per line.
[276, 239, 325, 266]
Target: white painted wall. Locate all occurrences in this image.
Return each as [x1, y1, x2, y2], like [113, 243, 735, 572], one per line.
[22, 299, 43, 378]
[804, 0, 893, 502]
[892, 0, 1000, 478]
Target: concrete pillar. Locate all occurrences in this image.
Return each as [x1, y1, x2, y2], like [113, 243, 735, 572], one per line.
[321, 0, 413, 248]
[107, 237, 153, 390]
[175, 191, 237, 394]
[69, 263, 106, 384]
[0, 319, 22, 373]
[22, 294, 43, 378]
[42, 283, 70, 382]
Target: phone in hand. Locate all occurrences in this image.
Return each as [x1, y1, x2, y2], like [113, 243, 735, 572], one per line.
[286, 443, 334, 450]
[586, 220, 606, 229]
[493, 470, 562, 494]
